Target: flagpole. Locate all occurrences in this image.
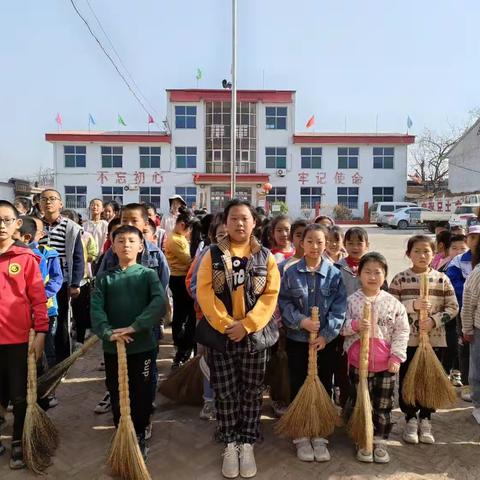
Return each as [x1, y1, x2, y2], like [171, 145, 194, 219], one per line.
[230, 0, 237, 200]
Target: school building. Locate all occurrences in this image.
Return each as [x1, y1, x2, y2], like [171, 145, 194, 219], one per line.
[46, 88, 415, 219]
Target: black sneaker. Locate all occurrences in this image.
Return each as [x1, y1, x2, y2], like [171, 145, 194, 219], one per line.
[0, 441, 5, 456]
[0, 415, 5, 431]
[9, 440, 26, 470]
[136, 434, 149, 462]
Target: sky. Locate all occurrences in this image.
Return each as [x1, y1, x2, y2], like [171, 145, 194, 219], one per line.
[0, 0, 479, 181]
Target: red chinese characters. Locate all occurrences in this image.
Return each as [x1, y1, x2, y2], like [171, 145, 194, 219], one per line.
[334, 171, 345, 185]
[115, 172, 127, 184]
[298, 172, 309, 185]
[152, 172, 164, 184]
[97, 171, 109, 184]
[134, 171, 145, 185]
[316, 172, 326, 185]
[351, 172, 363, 185]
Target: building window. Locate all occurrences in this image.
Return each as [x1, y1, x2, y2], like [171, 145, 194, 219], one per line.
[265, 106, 287, 130]
[338, 147, 359, 169]
[64, 186, 87, 209]
[373, 147, 394, 169]
[372, 187, 394, 203]
[101, 146, 123, 168]
[139, 187, 161, 208]
[102, 186, 124, 205]
[175, 187, 197, 208]
[337, 187, 359, 210]
[175, 147, 197, 168]
[300, 187, 322, 209]
[265, 147, 287, 169]
[139, 146, 161, 168]
[64, 145, 86, 168]
[175, 106, 197, 129]
[301, 147, 322, 169]
[266, 187, 287, 204]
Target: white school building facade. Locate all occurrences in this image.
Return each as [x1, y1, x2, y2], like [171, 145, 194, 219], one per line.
[46, 89, 415, 219]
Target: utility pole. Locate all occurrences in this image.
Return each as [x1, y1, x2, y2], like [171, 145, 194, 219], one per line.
[230, 0, 237, 199]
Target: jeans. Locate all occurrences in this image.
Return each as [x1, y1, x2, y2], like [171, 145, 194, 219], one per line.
[469, 328, 480, 408]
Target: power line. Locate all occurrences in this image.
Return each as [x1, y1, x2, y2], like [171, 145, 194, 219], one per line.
[69, 0, 160, 127]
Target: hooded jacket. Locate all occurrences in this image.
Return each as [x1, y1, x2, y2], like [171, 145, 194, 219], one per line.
[0, 242, 49, 344]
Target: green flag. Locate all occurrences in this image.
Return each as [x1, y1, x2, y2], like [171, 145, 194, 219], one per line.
[195, 68, 202, 80]
[117, 114, 127, 127]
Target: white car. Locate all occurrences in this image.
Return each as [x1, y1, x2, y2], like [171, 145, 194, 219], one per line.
[386, 207, 433, 229]
[449, 204, 480, 227]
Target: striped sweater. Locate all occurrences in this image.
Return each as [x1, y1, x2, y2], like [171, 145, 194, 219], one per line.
[461, 264, 480, 335]
[389, 268, 459, 347]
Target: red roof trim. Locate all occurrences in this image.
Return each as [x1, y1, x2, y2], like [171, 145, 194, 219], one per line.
[169, 89, 294, 104]
[293, 134, 415, 145]
[45, 133, 171, 144]
[193, 174, 270, 184]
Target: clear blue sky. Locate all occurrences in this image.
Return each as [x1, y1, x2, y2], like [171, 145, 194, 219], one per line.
[0, 0, 478, 180]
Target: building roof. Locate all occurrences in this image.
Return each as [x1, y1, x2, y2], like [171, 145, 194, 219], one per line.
[293, 133, 415, 145]
[167, 89, 295, 103]
[45, 131, 171, 143]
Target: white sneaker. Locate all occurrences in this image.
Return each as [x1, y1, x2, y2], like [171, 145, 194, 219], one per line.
[293, 437, 314, 462]
[461, 387, 472, 402]
[199, 400, 216, 421]
[239, 443, 257, 478]
[311, 437, 330, 462]
[472, 407, 480, 424]
[272, 401, 287, 417]
[419, 419, 435, 444]
[373, 438, 390, 463]
[222, 442, 239, 479]
[145, 422, 152, 440]
[403, 418, 419, 444]
[450, 370, 463, 387]
[356, 448, 373, 463]
[94, 392, 111, 414]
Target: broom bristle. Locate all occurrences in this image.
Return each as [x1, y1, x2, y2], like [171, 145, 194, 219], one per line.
[275, 376, 338, 439]
[37, 335, 99, 399]
[108, 417, 151, 480]
[348, 378, 374, 451]
[158, 355, 203, 406]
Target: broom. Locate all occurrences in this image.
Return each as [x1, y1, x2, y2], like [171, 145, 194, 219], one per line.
[275, 307, 338, 439]
[402, 273, 457, 409]
[158, 354, 204, 406]
[107, 340, 151, 480]
[265, 334, 291, 406]
[348, 302, 374, 454]
[37, 335, 99, 399]
[23, 330, 59, 474]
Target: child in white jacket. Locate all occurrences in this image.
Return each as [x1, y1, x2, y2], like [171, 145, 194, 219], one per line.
[342, 252, 409, 464]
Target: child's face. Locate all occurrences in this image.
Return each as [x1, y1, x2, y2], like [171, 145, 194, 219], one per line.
[408, 241, 434, 269]
[359, 261, 385, 293]
[147, 208, 157, 221]
[144, 227, 157, 243]
[301, 230, 326, 260]
[291, 226, 306, 254]
[226, 205, 255, 243]
[0, 206, 22, 243]
[326, 234, 343, 256]
[215, 224, 228, 243]
[467, 233, 480, 251]
[109, 224, 121, 242]
[112, 233, 143, 262]
[14, 202, 27, 214]
[121, 209, 148, 235]
[33, 219, 45, 243]
[273, 220, 291, 249]
[449, 240, 468, 258]
[104, 205, 116, 221]
[345, 235, 368, 260]
[90, 200, 104, 216]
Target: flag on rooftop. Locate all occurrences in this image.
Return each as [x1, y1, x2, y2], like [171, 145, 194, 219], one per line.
[117, 114, 127, 127]
[88, 113, 96, 126]
[306, 115, 315, 129]
[148, 114, 155, 124]
[196, 68, 202, 80]
[55, 113, 62, 125]
[407, 116, 413, 129]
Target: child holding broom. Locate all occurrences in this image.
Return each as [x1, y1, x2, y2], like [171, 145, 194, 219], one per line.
[390, 234, 458, 445]
[0, 201, 49, 469]
[91, 225, 166, 459]
[342, 252, 409, 463]
[279, 223, 347, 462]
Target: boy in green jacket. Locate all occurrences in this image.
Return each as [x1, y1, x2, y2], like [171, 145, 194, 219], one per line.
[91, 225, 166, 459]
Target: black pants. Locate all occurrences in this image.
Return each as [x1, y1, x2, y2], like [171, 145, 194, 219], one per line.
[71, 283, 91, 344]
[457, 314, 470, 385]
[331, 335, 351, 406]
[0, 344, 28, 441]
[286, 337, 337, 401]
[104, 350, 153, 435]
[399, 345, 445, 420]
[169, 276, 196, 359]
[56, 284, 71, 363]
[442, 319, 459, 373]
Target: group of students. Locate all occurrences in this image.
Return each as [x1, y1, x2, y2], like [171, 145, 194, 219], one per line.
[0, 192, 480, 479]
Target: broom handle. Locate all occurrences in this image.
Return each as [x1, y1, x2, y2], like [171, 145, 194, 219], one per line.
[308, 307, 320, 376]
[116, 341, 131, 418]
[27, 329, 37, 406]
[359, 302, 372, 379]
[419, 273, 429, 338]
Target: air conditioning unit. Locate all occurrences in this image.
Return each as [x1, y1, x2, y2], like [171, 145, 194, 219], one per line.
[276, 168, 286, 177]
[124, 184, 139, 192]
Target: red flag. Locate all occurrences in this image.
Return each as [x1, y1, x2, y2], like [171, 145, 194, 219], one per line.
[306, 115, 315, 129]
[148, 114, 155, 124]
[55, 113, 62, 125]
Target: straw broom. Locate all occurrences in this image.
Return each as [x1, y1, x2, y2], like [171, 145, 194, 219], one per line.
[402, 273, 457, 409]
[23, 330, 59, 474]
[107, 340, 151, 480]
[158, 354, 204, 406]
[265, 334, 290, 406]
[275, 307, 338, 439]
[37, 335, 99, 399]
[348, 302, 374, 454]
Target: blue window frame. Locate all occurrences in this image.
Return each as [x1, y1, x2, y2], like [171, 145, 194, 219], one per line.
[265, 147, 287, 169]
[64, 145, 86, 168]
[64, 186, 87, 209]
[337, 187, 359, 209]
[102, 186, 124, 205]
[139, 187, 161, 208]
[175, 147, 197, 168]
[373, 147, 394, 169]
[175, 106, 197, 129]
[175, 186, 197, 207]
[265, 106, 287, 130]
[300, 187, 322, 209]
[139, 146, 161, 168]
[301, 147, 322, 169]
[338, 147, 359, 169]
[101, 146, 123, 168]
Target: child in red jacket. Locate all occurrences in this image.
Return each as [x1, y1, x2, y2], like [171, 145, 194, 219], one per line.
[0, 201, 49, 469]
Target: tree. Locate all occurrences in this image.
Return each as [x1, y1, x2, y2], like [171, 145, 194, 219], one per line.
[33, 167, 55, 187]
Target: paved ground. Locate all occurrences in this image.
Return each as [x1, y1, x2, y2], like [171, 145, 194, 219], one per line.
[2, 225, 479, 480]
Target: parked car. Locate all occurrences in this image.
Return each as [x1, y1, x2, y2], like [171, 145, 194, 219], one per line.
[387, 207, 433, 229]
[420, 210, 452, 233]
[369, 202, 417, 227]
[450, 204, 480, 228]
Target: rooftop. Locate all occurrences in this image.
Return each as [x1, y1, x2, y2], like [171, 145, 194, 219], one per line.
[45, 131, 171, 143]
